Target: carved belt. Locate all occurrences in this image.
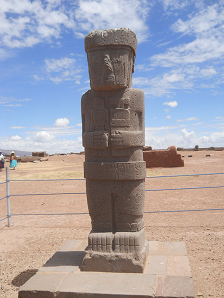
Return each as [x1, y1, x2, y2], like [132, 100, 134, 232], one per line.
[84, 161, 146, 180]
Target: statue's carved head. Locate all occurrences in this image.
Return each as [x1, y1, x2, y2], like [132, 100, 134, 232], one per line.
[85, 28, 137, 91]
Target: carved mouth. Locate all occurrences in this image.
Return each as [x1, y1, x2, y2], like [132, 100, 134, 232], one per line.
[105, 73, 115, 84]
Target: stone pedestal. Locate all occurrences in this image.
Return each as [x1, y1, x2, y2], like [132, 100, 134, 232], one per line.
[18, 240, 195, 298]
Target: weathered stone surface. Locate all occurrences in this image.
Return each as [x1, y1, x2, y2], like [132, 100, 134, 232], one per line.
[81, 240, 149, 273]
[81, 28, 147, 272]
[143, 145, 184, 168]
[18, 240, 195, 297]
[162, 276, 195, 297]
[166, 256, 192, 276]
[147, 255, 167, 275]
[18, 272, 67, 298]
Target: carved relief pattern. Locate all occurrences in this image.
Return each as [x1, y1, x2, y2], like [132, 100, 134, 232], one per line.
[81, 28, 148, 273]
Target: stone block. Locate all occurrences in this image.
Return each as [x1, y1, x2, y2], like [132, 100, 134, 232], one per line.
[18, 240, 195, 297]
[148, 241, 159, 252]
[160, 241, 187, 255]
[58, 240, 81, 251]
[18, 272, 67, 298]
[147, 255, 167, 274]
[167, 256, 192, 276]
[57, 272, 156, 297]
[163, 276, 195, 297]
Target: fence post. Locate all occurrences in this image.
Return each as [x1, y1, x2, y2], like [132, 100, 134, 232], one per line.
[6, 167, 11, 227]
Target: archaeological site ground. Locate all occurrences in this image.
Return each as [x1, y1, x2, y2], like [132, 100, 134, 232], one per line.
[0, 151, 223, 297]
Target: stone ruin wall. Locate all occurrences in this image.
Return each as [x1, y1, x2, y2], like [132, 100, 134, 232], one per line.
[143, 145, 184, 168]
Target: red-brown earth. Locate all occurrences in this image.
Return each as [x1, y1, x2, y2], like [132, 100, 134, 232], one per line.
[0, 151, 223, 297]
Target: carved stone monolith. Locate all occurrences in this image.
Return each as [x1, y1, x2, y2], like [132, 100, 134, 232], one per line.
[81, 28, 148, 273]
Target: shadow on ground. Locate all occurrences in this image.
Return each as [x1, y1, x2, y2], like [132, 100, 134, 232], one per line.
[12, 269, 38, 287]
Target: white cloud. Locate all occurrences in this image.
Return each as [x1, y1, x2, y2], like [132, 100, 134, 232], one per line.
[42, 56, 82, 84]
[134, 57, 222, 97]
[163, 101, 178, 108]
[10, 135, 22, 141]
[166, 115, 171, 119]
[133, 77, 151, 86]
[0, 0, 151, 54]
[74, 0, 150, 43]
[31, 123, 82, 137]
[50, 76, 63, 84]
[163, 73, 184, 82]
[0, 48, 12, 60]
[146, 125, 179, 131]
[200, 67, 217, 77]
[0, 0, 76, 49]
[54, 118, 70, 127]
[159, 0, 192, 11]
[150, 37, 223, 67]
[210, 131, 224, 144]
[133, 70, 193, 97]
[177, 117, 199, 122]
[171, 4, 223, 35]
[45, 57, 76, 73]
[151, 4, 224, 67]
[0, 135, 83, 155]
[11, 126, 26, 129]
[144, 126, 223, 149]
[0, 97, 31, 107]
[34, 131, 55, 142]
[181, 128, 195, 139]
[135, 64, 153, 72]
[33, 75, 44, 81]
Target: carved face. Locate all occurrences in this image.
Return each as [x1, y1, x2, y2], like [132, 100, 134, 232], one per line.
[87, 46, 134, 91]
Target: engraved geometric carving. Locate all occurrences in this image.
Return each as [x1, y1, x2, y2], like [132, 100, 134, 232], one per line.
[81, 28, 148, 273]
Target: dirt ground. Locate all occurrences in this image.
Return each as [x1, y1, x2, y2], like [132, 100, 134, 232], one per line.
[0, 151, 223, 297]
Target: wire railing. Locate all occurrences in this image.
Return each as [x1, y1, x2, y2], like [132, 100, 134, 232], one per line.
[146, 172, 224, 178]
[1, 167, 224, 226]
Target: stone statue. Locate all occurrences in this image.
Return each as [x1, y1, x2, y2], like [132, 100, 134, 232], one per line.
[81, 28, 148, 273]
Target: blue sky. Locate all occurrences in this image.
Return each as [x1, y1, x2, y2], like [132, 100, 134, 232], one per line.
[1, 0, 224, 154]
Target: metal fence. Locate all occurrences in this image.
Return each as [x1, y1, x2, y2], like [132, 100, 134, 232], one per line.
[1, 167, 224, 227]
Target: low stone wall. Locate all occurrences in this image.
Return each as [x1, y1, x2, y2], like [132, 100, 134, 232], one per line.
[17, 156, 48, 163]
[32, 151, 47, 157]
[143, 146, 184, 168]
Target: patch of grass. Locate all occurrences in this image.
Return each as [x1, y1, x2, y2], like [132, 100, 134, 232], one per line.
[146, 168, 163, 177]
[15, 170, 84, 180]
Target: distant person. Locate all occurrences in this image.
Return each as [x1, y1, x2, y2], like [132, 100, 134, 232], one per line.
[0, 152, 4, 171]
[10, 151, 17, 170]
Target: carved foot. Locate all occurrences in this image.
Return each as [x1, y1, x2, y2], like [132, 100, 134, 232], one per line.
[88, 229, 145, 253]
[88, 232, 113, 253]
[114, 229, 145, 253]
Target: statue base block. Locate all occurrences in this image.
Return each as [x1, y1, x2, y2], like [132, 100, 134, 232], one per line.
[81, 240, 149, 273]
[18, 240, 195, 298]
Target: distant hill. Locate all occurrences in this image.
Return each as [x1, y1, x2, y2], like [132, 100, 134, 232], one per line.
[0, 149, 32, 157]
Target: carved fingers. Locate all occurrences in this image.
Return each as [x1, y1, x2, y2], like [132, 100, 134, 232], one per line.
[83, 131, 109, 149]
[111, 131, 144, 149]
